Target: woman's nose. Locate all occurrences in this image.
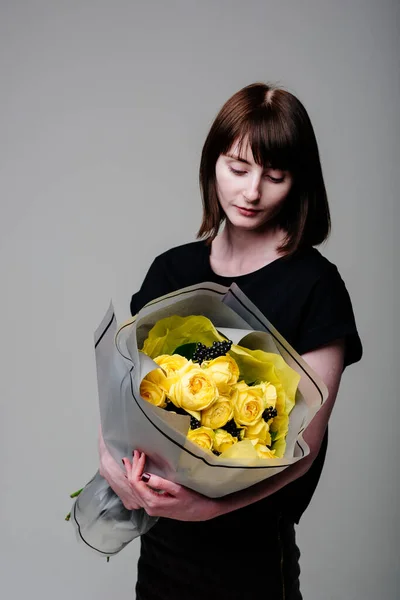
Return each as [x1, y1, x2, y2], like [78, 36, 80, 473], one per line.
[244, 176, 261, 202]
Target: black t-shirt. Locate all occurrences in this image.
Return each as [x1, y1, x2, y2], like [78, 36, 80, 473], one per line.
[131, 241, 362, 371]
[130, 240, 362, 595]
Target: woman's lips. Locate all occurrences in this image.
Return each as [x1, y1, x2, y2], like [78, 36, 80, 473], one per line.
[236, 206, 261, 217]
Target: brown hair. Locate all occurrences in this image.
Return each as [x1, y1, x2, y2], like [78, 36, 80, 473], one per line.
[197, 82, 330, 255]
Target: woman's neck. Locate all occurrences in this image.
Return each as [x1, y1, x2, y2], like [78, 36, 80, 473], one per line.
[209, 223, 287, 277]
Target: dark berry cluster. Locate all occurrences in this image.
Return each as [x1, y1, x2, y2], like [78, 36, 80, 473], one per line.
[190, 416, 201, 430]
[192, 340, 233, 364]
[262, 406, 278, 422]
[165, 401, 187, 416]
[221, 419, 243, 439]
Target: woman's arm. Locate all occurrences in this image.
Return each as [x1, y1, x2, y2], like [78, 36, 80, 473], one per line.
[117, 338, 345, 521]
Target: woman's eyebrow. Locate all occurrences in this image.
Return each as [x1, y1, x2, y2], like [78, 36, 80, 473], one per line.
[226, 154, 283, 172]
[226, 153, 251, 165]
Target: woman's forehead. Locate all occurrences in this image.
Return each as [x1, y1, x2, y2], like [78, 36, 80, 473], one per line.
[228, 136, 251, 157]
[225, 139, 278, 169]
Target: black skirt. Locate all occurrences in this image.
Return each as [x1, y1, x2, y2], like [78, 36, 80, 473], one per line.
[136, 512, 302, 600]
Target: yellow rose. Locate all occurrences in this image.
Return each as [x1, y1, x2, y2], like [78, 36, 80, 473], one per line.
[141, 368, 169, 397]
[139, 379, 167, 408]
[187, 426, 215, 451]
[202, 354, 240, 393]
[201, 396, 233, 429]
[169, 361, 218, 412]
[244, 419, 272, 446]
[150, 354, 189, 394]
[232, 381, 266, 427]
[154, 354, 188, 375]
[264, 383, 277, 408]
[254, 443, 276, 459]
[213, 429, 237, 453]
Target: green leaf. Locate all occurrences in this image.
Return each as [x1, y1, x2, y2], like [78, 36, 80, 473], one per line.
[173, 342, 197, 360]
[141, 315, 225, 358]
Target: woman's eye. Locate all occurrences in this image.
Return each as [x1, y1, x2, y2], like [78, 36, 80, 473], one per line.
[228, 165, 284, 183]
[229, 166, 247, 176]
[267, 175, 284, 183]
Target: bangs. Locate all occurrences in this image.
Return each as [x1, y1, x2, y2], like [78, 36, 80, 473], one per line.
[224, 110, 300, 173]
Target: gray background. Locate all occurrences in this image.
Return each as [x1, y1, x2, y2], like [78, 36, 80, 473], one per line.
[1, 1, 398, 599]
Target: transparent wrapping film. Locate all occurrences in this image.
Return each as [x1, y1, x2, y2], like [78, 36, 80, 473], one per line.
[70, 472, 157, 557]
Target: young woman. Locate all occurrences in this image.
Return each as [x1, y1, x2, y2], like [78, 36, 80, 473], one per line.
[99, 82, 362, 599]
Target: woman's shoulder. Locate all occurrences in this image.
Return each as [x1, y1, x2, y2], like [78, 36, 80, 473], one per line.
[152, 240, 209, 274]
[288, 246, 344, 286]
[292, 247, 362, 366]
[130, 241, 207, 315]
[155, 240, 207, 262]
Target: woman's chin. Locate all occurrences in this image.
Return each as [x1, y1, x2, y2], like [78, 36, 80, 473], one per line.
[226, 214, 265, 230]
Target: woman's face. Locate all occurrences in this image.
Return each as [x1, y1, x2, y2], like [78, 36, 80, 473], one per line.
[215, 140, 293, 230]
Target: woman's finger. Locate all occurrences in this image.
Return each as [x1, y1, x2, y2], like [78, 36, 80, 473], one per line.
[131, 451, 146, 481]
[122, 457, 132, 479]
[140, 472, 182, 497]
[125, 453, 146, 497]
[121, 457, 146, 507]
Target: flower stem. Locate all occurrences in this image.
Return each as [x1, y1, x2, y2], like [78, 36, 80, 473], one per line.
[70, 488, 84, 498]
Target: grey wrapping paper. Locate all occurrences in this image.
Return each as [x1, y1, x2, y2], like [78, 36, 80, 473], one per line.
[70, 282, 328, 556]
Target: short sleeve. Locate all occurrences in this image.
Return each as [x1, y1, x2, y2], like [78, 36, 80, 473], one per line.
[129, 256, 171, 316]
[295, 265, 363, 368]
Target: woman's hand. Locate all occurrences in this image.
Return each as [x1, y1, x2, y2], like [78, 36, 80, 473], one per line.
[98, 428, 143, 510]
[122, 451, 219, 522]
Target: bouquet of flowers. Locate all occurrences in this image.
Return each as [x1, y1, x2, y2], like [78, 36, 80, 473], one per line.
[139, 314, 299, 461]
[69, 282, 328, 558]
